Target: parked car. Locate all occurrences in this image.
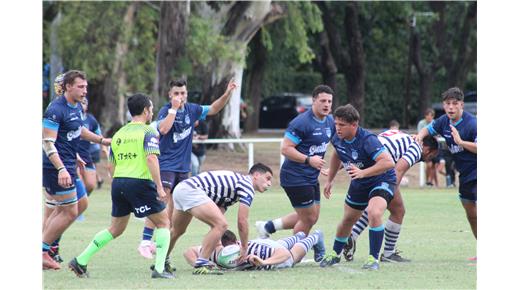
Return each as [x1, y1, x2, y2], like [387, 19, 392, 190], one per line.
[432, 91, 477, 118]
[259, 93, 313, 128]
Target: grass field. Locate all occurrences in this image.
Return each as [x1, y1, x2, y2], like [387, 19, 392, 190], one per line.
[43, 185, 475, 289]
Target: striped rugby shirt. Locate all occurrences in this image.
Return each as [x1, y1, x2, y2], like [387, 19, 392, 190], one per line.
[182, 170, 255, 209]
[377, 129, 422, 167]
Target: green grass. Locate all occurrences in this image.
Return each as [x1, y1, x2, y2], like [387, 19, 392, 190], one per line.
[44, 186, 476, 289]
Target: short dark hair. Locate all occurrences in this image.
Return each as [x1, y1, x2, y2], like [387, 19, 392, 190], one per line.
[127, 93, 152, 116]
[221, 230, 237, 247]
[334, 104, 360, 123]
[312, 84, 334, 99]
[63, 70, 87, 91]
[249, 163, 273, 175]
[169, 78, 187, 89]
[424, 108, 435, 116]
[441, 87, 464, 102]
[422, 135, 439, 150]
[389, 119, 400, 128]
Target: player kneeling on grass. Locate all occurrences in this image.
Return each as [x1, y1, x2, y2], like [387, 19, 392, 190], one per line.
[184, 229, 326, 270]
[69, 93, 174, 279]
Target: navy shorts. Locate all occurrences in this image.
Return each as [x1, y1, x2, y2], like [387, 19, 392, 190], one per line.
[111, 177, 166, 218]
[459, 179, 477, 202]
[345, 181, 395, 210]
[43, 167, 77, 196]
[161, 171, 189, 193]
[283, 184, 320, 208]
[90, 150, 101, 163]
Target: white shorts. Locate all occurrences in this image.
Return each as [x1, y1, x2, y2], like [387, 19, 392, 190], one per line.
[172, 182, 212, 211]
[274, 255, 294, 269]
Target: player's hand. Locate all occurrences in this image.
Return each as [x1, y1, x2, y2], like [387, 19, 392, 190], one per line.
[412, 134, 423, 146]
[226, 78, 238, 95]
[76, 154, 86, 171]
[238, 245, 248, 263]
[101, 138, 111, 146]
[324, 181, 333, 199]
[248, 255, 264, 266]
[309, 156, 326, 170]
[320, 168, 329, 176]
[58, 168, 73, 188]
[156, 187, 168, 203]
[450, 125, 462, 145]
[347, 164, 365, 179]
[170, 94, 182, 110]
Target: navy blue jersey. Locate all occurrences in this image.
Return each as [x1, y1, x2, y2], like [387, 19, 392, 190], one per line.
[78, 112, 101, 162]
[331, 127, 396, 187]
[85, 113, 102, 154]
[42, 96, 84, 170]
[156, 102, 210, 173]
[280, 110, 335, 187]
[427, 111, 477, 184]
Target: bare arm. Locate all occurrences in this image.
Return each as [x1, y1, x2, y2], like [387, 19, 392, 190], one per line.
[450, 125, 477, 154]
[207, 79, 237, 116]
[81, 127, 111, 146]
[394, 158, 411, 185]
[158, 95, 182, 135]
[43, 127, 71, 187]
[324, 150, 342, 199]
[281, 137, 326, 170]
[416, 127, 431, 145]
[348, 151, 395, 180]
[237, 203, 250, 261]
[146, 154, 167, 203]
[249, 248, 291, 267]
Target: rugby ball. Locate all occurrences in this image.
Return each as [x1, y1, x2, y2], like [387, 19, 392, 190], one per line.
[216, 244, 241, 269]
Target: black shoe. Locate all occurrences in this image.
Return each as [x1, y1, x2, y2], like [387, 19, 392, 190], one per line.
[380, 251, 411, 263]
[342, 237, 356, 262]
[49, 247, 63, 263]
[68, 258, 89, 278]
[151, 269, 175, 279]
[97, 179, 104, 189]
[150, 260, 176, 274]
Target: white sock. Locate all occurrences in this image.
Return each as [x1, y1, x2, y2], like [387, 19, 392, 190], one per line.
[273, 218, 284, 230]
[383, 219, 401, 257]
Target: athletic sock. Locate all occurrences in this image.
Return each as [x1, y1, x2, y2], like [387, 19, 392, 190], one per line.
[295, 232, 319, 253]
[351, 210, 369, 241]
[277, 232, 306, 249]
[76, 229, 114, 266]
[195, 257, 209, 267]
[154, 228, 170, 273]
[369, 225, 385, 260]
[333, 236, 348, 255]
[265, 218, 283, 234]
[383, 219, 401, 257]
[42, 242, 51, 253]
[51, 236, 61, 247]
[142, 227, 154, 242]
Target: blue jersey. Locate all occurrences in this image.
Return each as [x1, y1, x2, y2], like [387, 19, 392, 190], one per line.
[86, 113, 102, 154]
[78, 112, 101, 162]
[280, 110, 335, 187]
[331, 127, 396, 188]
[427, 111, 477, 184]
[156, 102, 210, 172]
[42, 96, 84, 170]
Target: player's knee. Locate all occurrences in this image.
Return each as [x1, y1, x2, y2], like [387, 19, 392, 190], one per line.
[215, 220, 228, 233]
[366, 208, 384, 226]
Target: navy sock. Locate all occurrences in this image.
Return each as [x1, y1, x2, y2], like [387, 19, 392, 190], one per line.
[265, 221, 276, 234]
[51, 236, 61, 247]
[333, 237, 348, 255]
[369, 225, 385, 259]
[142, 227, 154, 241]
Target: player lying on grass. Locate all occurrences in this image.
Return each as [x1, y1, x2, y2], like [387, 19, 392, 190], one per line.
[184, 229, 325, 270]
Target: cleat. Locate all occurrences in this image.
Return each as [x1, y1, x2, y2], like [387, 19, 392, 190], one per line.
[138, 241, 156, 259]
[362, 255, 379, 270]
[49, 247, 64, 263]
[255, 221, 270, 239]
[151, 269, 175, 279]
[150, 258, 176, 274]
[343, 237, 356, 262]
[68, 258, 89, 277]
[193, 264, 224, 275]
[312, 230, 326, 262]
[319, 252, 341, 267]
[380, 251, 411, 263]
[43, 252, 61, 270]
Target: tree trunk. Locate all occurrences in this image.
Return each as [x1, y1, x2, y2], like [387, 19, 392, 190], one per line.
[449, 2, 477, 87]
[153, 1, 189, 107]
[318, 30, 338, 109]
[100, 2, 137, 129]
[49, 11, 63, 100]
[411, 26, 434, 117]
[245, 31, 267, 133]
[343, 2, 366, 124]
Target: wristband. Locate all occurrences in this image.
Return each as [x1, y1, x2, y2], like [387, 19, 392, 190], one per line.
[99, 137, 104, 144]
[168, 108, 177, 115]
[57, 166, 66, 173]
[304, 156, 310, 165]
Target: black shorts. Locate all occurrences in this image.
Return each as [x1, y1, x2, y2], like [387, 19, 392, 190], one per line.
[345, 181, 395, 210]
[283, 184, 320, 208]
[459, 179, 477, 202]
[43, 167, 77, 196]
[160, 171, 189, 193]
[111, 177, 166, 218]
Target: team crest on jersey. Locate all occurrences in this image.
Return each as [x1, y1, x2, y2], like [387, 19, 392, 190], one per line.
[325, 128, 332, 138]
[351, 149, 358, 160]
[185, 114, 190, 124]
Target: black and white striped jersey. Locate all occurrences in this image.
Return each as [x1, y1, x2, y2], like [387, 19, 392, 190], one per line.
[377, 130, 422, 167]
[183, 170, 255, 208]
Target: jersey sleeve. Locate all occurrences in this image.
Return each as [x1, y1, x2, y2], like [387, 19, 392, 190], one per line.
[468, 118, 477, 143]
[143, 129, 160, 156]
[284, 119, 304, 145]
[427, 115, 446, 136]
[237, 181, 255, 207]
[403, 142, 422, 167]
[42, 104, 62, 132]
[365, 135, 387, 161]
[199, 105, 210, 121]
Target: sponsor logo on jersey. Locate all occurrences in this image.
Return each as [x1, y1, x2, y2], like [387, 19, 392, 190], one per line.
[173, 127, 192, 143]
[66, 126, 82, 141]
[185, 114, 191, 124]
[325, 128, 332, 138]
[351, 149, 358, 160]
[448, 144, 464, 154]
[309, 142, 328, 155]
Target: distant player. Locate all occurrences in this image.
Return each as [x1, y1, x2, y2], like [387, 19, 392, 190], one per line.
[320, 104, 396, 270]
[416, 87, 477, 256]
[344, 130, 439, 262]
[167, 164, 273, 275]
[42, 70, 110, 270]
[256, 85, 335, 246]
[68, 93, 173, 279]
[137, 78, 237, 268]
[184, 229, 326, 271]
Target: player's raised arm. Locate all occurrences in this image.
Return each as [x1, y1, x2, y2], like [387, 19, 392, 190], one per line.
[207, 78, 238, 116]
